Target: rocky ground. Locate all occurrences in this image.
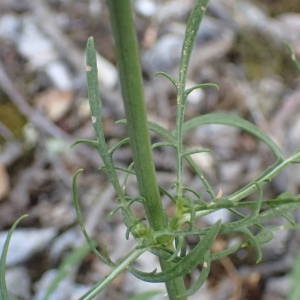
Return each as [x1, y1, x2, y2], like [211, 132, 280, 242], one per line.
[1, 0, 300, 299]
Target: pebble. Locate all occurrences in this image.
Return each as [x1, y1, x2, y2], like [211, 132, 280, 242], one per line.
[33, 269, 75, 300]
[135, 0, 158, 18]
[262, 227, 290, 260]
[142, 34, 182, 74]
[218, 161, 243, 183]
[49, 229, 81, 261]
[278, 13, 300, 42]
[0, 227, 57, 266]
[202, 208, 231, 224]
[124, 251, 165, 299]
[263, 275, 290, 300]
[6, 267, 31, 299]
[5, 16, 73, 89]
[0, 14, 20, 40]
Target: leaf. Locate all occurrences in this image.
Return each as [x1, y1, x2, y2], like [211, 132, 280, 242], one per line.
[0, 214, 28, 300]
[151, 142, 175, 150]
[72, 169, 112, 265]
[211, 242, 242, 261]
[185, 83, 219, 96]
[86, 37, 123, 196]
[182, 148, 210, 158]
[147, 121, 216, 200]
[148, 121, 176, 144]
[185, 156, 216, 200]
[109, 138, 130, 155]
[180, 251, 211, 297]
[239, 227, 263, 263]
[113, 166, 136, 175]
[227, 157, 298, 203]
[182, 112, 284, 161]
[130, 221, 221, 282]
[71, 139, 98, 149]
[86, 37, 104, 142]
[178, 0, 210, 91]
[155, 72, 178, 90]
[79, 247, 145, 300]
[255, 228, 273, 244]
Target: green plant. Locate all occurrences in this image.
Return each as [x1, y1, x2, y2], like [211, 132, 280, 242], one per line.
[70, 0, 300, 299]
[2, 1, 300, 299]
[0, 215, 28, 300]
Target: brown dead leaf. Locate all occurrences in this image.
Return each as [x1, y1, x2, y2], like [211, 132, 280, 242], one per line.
[34, 89, 73, 122]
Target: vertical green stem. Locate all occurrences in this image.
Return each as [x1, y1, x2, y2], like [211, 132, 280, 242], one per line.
[107, 0, 186, 298]
[107, 0, 163, 231]
[175, 0, 209, 199]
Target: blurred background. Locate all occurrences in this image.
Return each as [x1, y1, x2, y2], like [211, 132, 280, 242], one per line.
[0, 0, 300, 299]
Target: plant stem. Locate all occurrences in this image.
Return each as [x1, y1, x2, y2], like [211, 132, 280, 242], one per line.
[79, 247, 145, 300]
[107, 0, 186, 298]
[175, 0, 209, 200]
[107, 0, 164, 232]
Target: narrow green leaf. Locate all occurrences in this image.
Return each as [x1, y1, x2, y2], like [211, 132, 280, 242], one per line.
[79, 247, 145, 300]
[185, 83, 219, 96]
[283, 211, 297, 225]
[86, 37, 104, 141]
[71, 139, 98, 149]
[130, 221, 221, 282]
[255, 228, 273, 244]
[226, 153, 300, 203]
[182, 187, 206, 204]
[86, 37, 124, 198]
[185, 156, 216, 200]
[121, 161, 135, 189]
[180, 251, 211, 297]
[239, 227, 263, 263]
[109, 138, 130, 155]
[178, 0, 210, 92]
[113, 166, 136, 175]
[193, 196, 300, 213]
[0, 214, 28, 300]
[182, 148, 210, 158]
[147, 121, 216, 200]
[167, 236, 185, 262]
[211, 242, 242, 261]
[148, 121, 176, 144]
[183, 112, 284, 161]
[151, 142, 175, 150]
[155, 72, 178, 90]
[72, 169, 112, 265]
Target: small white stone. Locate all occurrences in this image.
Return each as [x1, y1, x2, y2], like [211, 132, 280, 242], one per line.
[0, 14, 20, 40]
[135, 0, 157, 17]
[0, 228, 57, 266]
[45, 62, 73, 90]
